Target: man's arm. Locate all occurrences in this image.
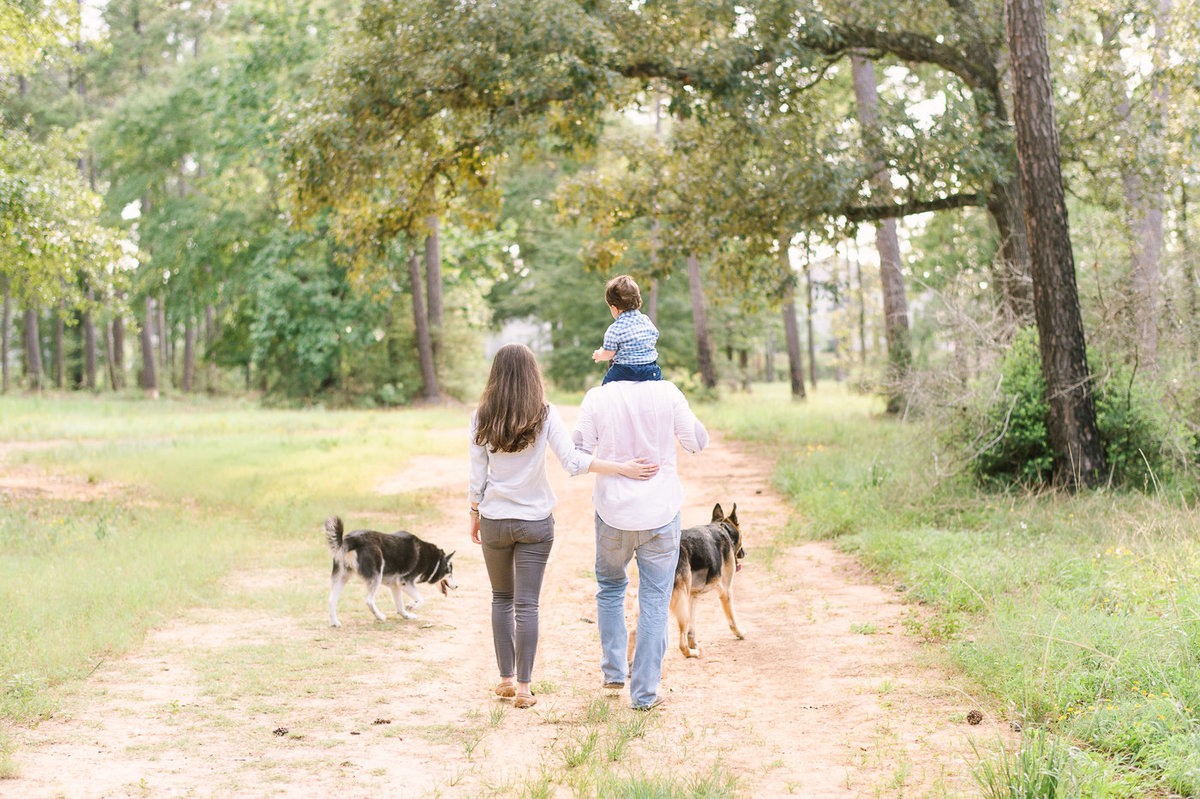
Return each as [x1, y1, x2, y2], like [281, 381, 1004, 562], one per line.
[572, 391, 597, 455]
[671, 386, 708, 454]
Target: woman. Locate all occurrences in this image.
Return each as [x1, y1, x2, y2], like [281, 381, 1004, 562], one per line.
[469, 343, 656, 708]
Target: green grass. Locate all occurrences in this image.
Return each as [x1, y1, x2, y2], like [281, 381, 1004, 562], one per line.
[700, 383, 1200, 797]
[0, 395, 460, 729]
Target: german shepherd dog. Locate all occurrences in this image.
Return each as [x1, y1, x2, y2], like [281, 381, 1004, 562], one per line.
[629, 503, 746, 660]
[325, 516, 457, 627]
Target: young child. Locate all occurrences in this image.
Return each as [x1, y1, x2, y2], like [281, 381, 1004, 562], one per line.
[591, 274, 662, 385]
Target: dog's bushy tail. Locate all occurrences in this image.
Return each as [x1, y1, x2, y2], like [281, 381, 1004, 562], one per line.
[324, 516, 344, 555]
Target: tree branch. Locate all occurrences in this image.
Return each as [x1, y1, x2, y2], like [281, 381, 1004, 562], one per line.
[611, 21, 992, 93]
[840, 192, 985, 222]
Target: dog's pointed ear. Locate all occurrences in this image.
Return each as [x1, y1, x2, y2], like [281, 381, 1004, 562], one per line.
[711, 503, 724, 522]
[446, 551, 456, 561]
[728, 504, 738, 525]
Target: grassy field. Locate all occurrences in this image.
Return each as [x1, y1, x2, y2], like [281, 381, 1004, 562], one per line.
[3, 387, 1199, 796]
[702, 385, 1200, 797]
[0, 394, 465, 776]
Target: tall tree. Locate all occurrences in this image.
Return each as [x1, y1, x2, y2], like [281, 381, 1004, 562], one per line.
[851, 53, 911, 411]
[406, 252, 439, 401]
[141, 296, 158, 397]
[0, 282, 8, 393]
[779, 244, 806, 400]
[182, 315, 195, 392]
[23, 309, 42, 390]
[424, 215, 444, 362]
[686, 254, 718, 389]
[82, 296, 96, 389]
[1007, 0, 1105, 487]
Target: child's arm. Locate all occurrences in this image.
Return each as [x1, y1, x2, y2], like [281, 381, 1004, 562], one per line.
[592, 347, 616, 363]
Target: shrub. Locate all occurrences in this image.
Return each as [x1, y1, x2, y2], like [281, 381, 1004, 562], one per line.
[967, 329, 1183, 489]
[973, 328, 1054, 486]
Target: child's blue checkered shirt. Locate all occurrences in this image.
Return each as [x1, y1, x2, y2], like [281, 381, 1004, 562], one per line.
[603, 310, 659, 365]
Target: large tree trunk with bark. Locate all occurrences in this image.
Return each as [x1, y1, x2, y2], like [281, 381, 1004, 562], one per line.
[685, 254, 718, 389]
[141, 296, 159, 397]
[986, 178, 1036, 324]
[407, 252, 439, 401]
[1007, 0, 1105, 487]
[424, 216, 443, 362]
[851, 54, 911, 410]
[24, 309, 43, 390]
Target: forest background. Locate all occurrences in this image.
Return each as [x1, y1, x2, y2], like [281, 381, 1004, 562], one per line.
[3, 0, 1195, 437]
[3, 0, 1200, 793]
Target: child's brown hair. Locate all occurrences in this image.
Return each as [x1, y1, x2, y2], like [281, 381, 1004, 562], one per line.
[605, 275, 642, 312]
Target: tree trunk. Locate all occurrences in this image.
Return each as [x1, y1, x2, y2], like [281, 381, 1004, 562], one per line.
[986, 178, 1036, 325]
[852, 240, 867, 378]
[851, 54, 910, 411]
[1, 280, 10, 393]
[424, 215, 443, 361]
[157, 299, 168, 380]
[83, 288, 97, 390]
[24, 309, 43, 390]
[764, 329, 775, 383]
[1007, 0, 1105, 487]
[781, 283, 806, 400]
[204, 303, 217, 391]
[104, 320, 118, 391]
[780, 239, 806, 399]
[205, 303, 217, 347]
[803, 258, 817, 391]
[112, 314, 125, 388]
[407, 252, 439, 401]
[645, 95, 663, 326]
[183, 316, 195, 392]
[1118, 0, 1170, 372]
[645, 278, 658, 325]
[1183, 182, 1198, 362]
[54, 302, 65, 389]
[141, 296, 159, 397]
[685, 254, 717, 388]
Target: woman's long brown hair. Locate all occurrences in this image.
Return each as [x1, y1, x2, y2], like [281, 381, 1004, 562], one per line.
[474, 343, 547, 453]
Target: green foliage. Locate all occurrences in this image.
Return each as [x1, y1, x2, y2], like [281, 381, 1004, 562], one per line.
[0, 126, 127, 308]
[962, 329, 1193, 489]
[973, 328, 1055, 486]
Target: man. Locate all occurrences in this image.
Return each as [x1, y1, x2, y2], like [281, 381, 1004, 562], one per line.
[573, 378, 708, 710]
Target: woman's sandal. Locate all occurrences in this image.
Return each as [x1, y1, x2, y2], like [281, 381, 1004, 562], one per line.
[513, 691, 537, 709]
[495, 681, 516, 698]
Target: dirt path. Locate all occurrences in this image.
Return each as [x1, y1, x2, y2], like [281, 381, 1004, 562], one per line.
[3, 415, 1008, 798]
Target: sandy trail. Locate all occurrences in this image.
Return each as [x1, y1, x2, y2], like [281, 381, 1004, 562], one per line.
[2, 412, 1007, 797]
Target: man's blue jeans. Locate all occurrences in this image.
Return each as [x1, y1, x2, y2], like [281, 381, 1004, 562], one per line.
[594, 512, 681, 708]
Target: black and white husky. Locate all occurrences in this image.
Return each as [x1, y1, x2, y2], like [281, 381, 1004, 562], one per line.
[325, 516, 457, 627]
